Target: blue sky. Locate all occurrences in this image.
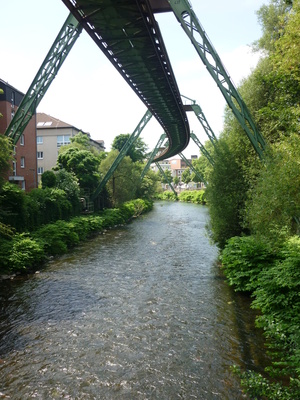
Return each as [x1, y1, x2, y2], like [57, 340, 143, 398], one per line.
[1, 0, 267, 156]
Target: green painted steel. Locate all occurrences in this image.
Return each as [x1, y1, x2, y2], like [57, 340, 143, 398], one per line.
[61, 0, 190, 160]
[179, 152, 207, 185]
[91, 110, 152, 200]
[168, 0, 266, 159]
[182, 95, 217, 146]
[5, 13, 82, 145]
[155, 161, 177, 197]
[182, 95, 215, 164]
[140, 133, 167, 180]
[190, 132, 214, 165]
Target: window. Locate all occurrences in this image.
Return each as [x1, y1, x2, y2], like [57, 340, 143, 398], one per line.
[20, 157, 25, 168]
[11, 91, 15, 107]
[20, 134, 25, 146]
[37, 167, 44, 175]
[37, 151, 43, 159]
[57, 135, 70, 147]
[21, 181, 26, 191]
[12, 161, 16, 176]
[37, 136, 43, 144]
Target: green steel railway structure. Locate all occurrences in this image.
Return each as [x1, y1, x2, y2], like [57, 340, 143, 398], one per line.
[5, 0, 267, 197]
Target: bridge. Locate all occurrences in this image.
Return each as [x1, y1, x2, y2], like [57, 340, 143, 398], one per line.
[4, 0, 266, 195]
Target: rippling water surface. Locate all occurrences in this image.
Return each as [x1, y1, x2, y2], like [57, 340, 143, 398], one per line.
[0, 201, 267, 399]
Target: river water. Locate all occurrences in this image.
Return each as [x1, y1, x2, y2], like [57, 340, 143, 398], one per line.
[0, 201, 267, 399]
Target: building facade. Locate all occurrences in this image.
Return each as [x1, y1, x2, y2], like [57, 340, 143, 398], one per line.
[36, 113, 105, 183]
[0, 79, 37, 191]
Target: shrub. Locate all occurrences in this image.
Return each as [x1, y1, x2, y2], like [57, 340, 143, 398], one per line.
[221, 235, 276, 292]
[155, 191, 177, 201]
[9, 233, 45, 271]
[252, 236, 300, 377]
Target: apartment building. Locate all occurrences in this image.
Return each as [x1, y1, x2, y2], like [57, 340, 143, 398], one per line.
[36, 113, 105, 183]
[0, 79, 37, 191]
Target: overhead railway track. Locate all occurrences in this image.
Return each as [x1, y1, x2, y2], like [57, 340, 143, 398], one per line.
[61, 0, 190, 161]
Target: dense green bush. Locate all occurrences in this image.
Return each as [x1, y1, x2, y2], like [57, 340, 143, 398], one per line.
[0, 183, 27, 231]
[0, 199, 151, 273]
[155, 191, 177, 201]
[0, 185, 76, 232]
[221, 235, 276, 292]
[9, 233, 45, 271]
[178, 191, 193, 202]
[178, 190, 206, 204]
[221, 235, 300, 398]
[252, 236, 300, 377]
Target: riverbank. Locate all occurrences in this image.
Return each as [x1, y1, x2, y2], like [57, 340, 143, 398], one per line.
[155, 189, 206, 204]
[0, 198, 153, 278]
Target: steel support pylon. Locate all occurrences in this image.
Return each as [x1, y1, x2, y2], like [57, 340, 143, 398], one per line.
[140, 133, 167, 180]
[179, 152, 207, 185]
[5, 13, 82, 144]
[91, 110, 152, 200]
[169, 0, 266, 159]
[155, 162, 177, 197]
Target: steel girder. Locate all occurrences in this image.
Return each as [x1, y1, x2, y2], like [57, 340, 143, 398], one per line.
[190, 132, 214, 165]
[61, 0, 190, 160]
[168, 0, 266, 160]
[155, 161, 177, 197]
[91, 109, 152, 200]
[5, 13, 82, 144]
[179, 152, 206, 185]
[140, 133, 167, 179]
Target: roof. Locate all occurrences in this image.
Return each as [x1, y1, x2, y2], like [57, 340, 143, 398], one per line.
[36, 112, 105, 150]
[36, 113, 76, 129]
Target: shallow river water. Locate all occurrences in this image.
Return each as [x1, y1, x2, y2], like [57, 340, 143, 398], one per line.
[0, 201, 267, 399]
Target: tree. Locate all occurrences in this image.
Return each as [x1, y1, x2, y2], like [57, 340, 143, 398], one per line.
[41, 170, 57, 189]
[55, 169, 80, 212]
[246, 133, 300, 243]
[181, 168, 192, 185]
[111, 134, 148, 163]
[254, 0, 292, 53]
[206, 139, 249, 249]
[56, 147, 100, 193]
[99, 150, 140, 206]
[136, 167, 160, 200]
[0, 135, 13, 188]
[159, 168, 173, 185]
[173, 176, 180, 186]
[191, 151, 211, 183]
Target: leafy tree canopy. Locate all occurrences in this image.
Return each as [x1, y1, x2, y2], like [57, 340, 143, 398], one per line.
[56, 147, 100, 192]
[159, 168, 173, 184]
[99, 149, 141, 206]
[111, 134, 148, 163]
[0, 135, 13, 188]
[181, 168, 191, 184]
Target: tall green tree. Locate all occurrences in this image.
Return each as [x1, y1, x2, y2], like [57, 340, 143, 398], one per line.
[111, 134, 148, 163]
[159, 168, 173, 185]
[181, 168, 191, 184]
[99, 150, 140, 206]
[206, 139, 249, 248]
[56, 147, 100, 193]
[245, 133, 300, 243]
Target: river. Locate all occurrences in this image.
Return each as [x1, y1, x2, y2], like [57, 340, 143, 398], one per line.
[0, 201, 268, 399]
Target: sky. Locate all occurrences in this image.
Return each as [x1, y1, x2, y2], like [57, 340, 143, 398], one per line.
[0, 0, 267, 157]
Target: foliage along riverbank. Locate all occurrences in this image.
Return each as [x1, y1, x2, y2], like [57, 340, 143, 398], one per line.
[0, 199, 152, 278]
[192, 1, 300, 397]
[155, 189, 206, 204]
[221, 235, 300, 399]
